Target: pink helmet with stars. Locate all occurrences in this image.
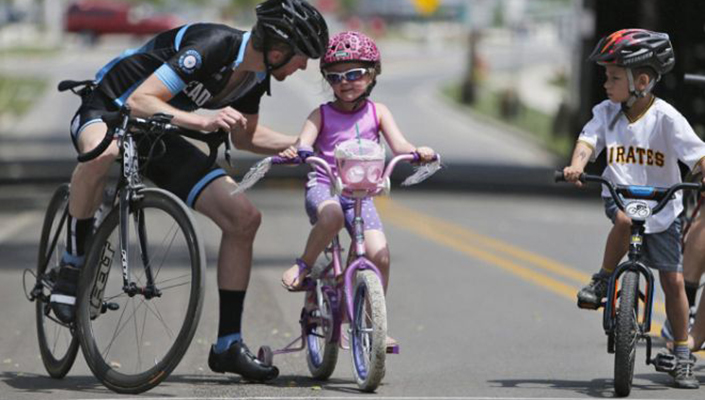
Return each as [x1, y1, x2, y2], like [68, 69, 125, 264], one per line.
[321, 31, 381, 74]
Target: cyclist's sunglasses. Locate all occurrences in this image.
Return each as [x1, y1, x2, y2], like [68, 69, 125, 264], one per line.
[323, 68, 370, 84]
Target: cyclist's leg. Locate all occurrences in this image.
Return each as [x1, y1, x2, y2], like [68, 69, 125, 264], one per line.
[282, 183, 343, 289]
[648, 221, 689, 345]
[692, 293, 705, 350]
[682, 210, 705, 307]
[51, 116, 118, 323]
[192, 176, 277, 381]
[578, 197, 630, 306]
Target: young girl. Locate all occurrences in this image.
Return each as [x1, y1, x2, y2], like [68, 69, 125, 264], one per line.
[280, 32, 435, 338]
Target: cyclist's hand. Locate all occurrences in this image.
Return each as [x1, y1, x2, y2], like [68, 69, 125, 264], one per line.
[202, 107, 247, 133]
[279, 145, 297, 159]
[563, 165, 584, 187]
[416, 146, 435, 163]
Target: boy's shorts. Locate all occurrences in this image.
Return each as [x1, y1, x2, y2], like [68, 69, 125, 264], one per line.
[603, 197, 682, 273]
[305, 183, 383, 235]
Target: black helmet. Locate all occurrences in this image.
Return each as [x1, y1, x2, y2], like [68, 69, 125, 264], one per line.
[255, 0, 329, 59]
[588, 29, 674, 75]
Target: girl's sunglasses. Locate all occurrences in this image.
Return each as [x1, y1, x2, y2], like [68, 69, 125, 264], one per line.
[324, 68, 369, 84]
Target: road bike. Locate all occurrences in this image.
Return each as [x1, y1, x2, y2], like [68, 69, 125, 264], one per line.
[555, 171, 702, 397]
[24, 79, 229, 393]
[233, 140, 441, 392]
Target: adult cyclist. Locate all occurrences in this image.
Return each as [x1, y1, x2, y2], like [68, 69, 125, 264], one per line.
[50, 0, 328, 382]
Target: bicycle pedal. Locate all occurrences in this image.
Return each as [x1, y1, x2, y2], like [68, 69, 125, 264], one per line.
[577, 300, 602, 310]
[652, 352, 677, 372]
[386, 344, 399, 354]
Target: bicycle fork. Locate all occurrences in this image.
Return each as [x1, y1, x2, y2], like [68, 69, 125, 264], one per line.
[602, 222, 656, 365]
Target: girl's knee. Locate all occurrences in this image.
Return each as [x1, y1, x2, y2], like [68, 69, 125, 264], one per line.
[317, 205, 344, 230]
[614, 211, 632, 228]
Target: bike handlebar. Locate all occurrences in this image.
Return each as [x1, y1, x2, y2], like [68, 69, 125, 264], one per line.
[554, 170, 703, 215]
[271, 151, 438, 192]
[684, 73, 705, 86]
[76, 106, 230, 167]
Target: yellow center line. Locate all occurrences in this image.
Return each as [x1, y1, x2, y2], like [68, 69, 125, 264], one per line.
[376, 197, 668, 320]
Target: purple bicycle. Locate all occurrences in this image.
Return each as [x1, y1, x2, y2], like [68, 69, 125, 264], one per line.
[233, 141, 441, 392]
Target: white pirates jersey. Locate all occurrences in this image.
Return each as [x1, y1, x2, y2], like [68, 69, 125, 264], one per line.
[579, 98, 705, 233]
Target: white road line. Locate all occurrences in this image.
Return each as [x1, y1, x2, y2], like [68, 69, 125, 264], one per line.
[0, 212, 37, 243]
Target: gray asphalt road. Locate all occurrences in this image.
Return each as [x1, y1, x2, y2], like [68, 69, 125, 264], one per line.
[1, 184, 703, 399]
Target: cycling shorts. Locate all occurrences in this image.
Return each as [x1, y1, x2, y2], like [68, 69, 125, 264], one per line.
[603, 197, 682, 272]
[69, 90, 226, 208]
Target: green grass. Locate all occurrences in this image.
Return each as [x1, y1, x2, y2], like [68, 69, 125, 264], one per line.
[0, 46, 60, 58]
[0, 75, 47, 118]
[444, 83, 573, 159]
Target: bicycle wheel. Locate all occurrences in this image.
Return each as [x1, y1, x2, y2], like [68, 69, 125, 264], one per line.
[76, 188, 205, 394]
[35, 183, 80, 378]
[350, 269, 387, 392]
[614, 270, 639, 397]
[305, 282, 339, 379]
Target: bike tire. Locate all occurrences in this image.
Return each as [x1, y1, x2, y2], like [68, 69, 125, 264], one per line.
[350, 269, 387, 392]
[35, 183, 80, 378]
[614, 270, 639, 397]
[76, 188, 205, 394]
[305, 285, 339, 379]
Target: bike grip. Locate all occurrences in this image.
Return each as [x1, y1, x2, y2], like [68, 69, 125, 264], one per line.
[297, 149, 314, 160]
[271, 155, 301, 165]
[553, 170, 566, 182]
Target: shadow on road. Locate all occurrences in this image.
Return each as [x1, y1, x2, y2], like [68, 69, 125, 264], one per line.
[487, 377, 671, 397]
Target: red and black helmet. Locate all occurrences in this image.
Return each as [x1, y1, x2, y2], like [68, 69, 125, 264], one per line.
[588, 29, 674, 75]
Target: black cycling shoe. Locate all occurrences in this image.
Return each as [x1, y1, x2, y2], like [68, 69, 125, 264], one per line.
[208, 341, 279, 382]
[577, 273, 609, 309]
[49, 263, 81, 324]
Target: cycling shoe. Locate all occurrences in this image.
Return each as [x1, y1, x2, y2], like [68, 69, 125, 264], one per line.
[208, 341, 279, 382]
[49, 263, 80, 323]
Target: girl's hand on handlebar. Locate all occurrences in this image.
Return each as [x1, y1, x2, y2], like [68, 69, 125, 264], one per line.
[415, 146, 435, 163]
[203, 107, 247, 133]
[279, 145, 298, 159]
[563, 166, 584, 187]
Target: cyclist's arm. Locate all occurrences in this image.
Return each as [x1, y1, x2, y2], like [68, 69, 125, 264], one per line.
[563, 140, 594, 185]
[126, 74, 245, 132]
[231, 113, 297, 155]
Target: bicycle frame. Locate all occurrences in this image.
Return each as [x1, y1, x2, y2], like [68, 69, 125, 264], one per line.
[267, 154, 422, 358]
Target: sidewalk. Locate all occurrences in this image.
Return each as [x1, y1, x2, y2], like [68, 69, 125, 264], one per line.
[0, 37, 566, 194]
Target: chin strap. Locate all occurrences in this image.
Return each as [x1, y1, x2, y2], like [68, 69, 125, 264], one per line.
[261, 35, 296, 96]
[623, 68, 659, 110]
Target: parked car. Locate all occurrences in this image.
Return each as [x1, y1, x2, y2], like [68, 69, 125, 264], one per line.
[65, 0, 183, 40]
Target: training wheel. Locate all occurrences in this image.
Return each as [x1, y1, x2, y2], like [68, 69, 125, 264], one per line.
[257, 345, 274, 366]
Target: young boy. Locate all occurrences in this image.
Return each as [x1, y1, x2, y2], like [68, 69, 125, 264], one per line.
[563, 28, 705, 389]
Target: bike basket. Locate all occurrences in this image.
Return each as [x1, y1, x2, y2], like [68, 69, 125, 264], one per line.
[334, 139, 385, 190]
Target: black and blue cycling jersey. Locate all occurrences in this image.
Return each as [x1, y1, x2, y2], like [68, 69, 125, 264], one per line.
[93, 23, 267, 115]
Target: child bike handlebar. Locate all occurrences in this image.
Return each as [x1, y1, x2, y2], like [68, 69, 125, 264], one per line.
[554, 171, 703, 215]
[271, 152, 440, 196]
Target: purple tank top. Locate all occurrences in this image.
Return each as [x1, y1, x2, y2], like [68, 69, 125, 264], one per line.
[311, 100, 380, 185]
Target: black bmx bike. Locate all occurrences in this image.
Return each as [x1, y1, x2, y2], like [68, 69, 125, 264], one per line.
[24, 80, 230, 393]
[555, 171, 702, 397]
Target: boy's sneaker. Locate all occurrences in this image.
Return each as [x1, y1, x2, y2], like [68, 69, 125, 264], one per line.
[49, 263, 81, 323]
[577, 273, 609, 309]
[671, 356, 699, 389]
[661, 307, 696, 341]
[208, 341, 279, 382]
